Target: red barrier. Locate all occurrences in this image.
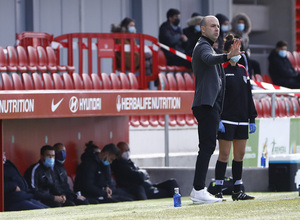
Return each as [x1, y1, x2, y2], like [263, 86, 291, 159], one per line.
[53, 33, 159, 89]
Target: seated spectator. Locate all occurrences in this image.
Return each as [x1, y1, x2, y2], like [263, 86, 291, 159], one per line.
[3, 152, 48, 211]
[183, 12, 203, 57]
[159, 8, 190, 68]
[111, 17, 140, 70]
[24, 145, 75, 207]
[215, 13, 229, 54]
[111, 142, 179, 200]
[53, 143, 89, 205]
[73, 141, 134, 204]
[268, 40, 300, 88]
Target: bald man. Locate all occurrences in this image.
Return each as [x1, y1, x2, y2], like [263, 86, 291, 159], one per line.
[190, 15, 244, 203]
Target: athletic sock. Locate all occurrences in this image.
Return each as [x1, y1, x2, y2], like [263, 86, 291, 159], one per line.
[232, 160, 243, 192]
[215, 160, 228, 193]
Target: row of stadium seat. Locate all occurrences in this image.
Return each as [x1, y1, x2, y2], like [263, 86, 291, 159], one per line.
[0, 72, 140, 90]
[0, 45, 75, 74]
[287, 51, 300, 72]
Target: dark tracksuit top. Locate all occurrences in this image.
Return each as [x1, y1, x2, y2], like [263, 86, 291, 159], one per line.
[221, 62, 257, 124]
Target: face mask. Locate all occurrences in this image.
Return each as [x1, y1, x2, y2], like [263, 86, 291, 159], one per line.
[128, 26, 136, 33]
[194, 25, 201, 32]
[56, 150, 66, 164]
[221, 25, 229, 32]
[278, 50, 287, 58]
[43, 158, 55, 168]
[237, 23, 245, 32]
[173, 18, 180, 26]
[121, 151, 130, 160]
[230, 55, 241, 63]
[102, 158, 110, 166]
[3, 154, 6, 164]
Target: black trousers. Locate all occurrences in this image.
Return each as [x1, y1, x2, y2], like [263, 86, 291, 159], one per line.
[192, 104, 221, 190]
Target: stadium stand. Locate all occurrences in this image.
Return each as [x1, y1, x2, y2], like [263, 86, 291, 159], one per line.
[253, 98, 263, 118]
[15, 46, 29, 73]
[0, 46, 7, 72]
[72, 72, 84, 89]
[82, 73, 93, 90]
[119, 72, 130, 89]
[286, 51, 296, 70]
[101, 72, 112, 89]
[62, 72, 74, 89]
[1, 72, 13, 90]
[42, 73, 54, 89]
[91, 73, 103, 89]
[11, 72, 24, 90]
[110, 73, 121, 89]
[128, 72, 139, 89]
[28, 46, 47, 73]
[46, 46, 67, 72]
[32, 72, 44, 89]
[52, 72, 64, 89]
[6, 46, 19, 73]
[292, 51, 300, 72]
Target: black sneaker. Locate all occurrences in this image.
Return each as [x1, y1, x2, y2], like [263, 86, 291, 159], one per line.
[215, 192, 226, 201]
[232, 191, 255, 201]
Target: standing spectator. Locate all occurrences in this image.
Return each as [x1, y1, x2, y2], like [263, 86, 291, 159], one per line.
[230, 13, 261, 77]
[24, 145, 75, 207]
[268, 40, 300, 88]
[53, 143, 89, 205]
[214, 34, 257, 201]
[183, 12, 203, 57]
[190, 15, 244, 204]
[3, 153, 48, 211]
[215, 13, 229, 54]
[111, 142, 179, 200]
[73, 141, 134, 204]
[159, 8, 190, 68]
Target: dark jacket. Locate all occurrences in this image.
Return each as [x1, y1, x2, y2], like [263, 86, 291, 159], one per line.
[159, 21, 188, 65]
[25, 161, 63, 202]
[268, 49, 299, 86]
[54, 161, 77, 200]
[4, 160, 34, 207]
[192, 36, 227, 109]
[215, 13, 229, 54]
[111, 158, 145, 188]
[221, 62, 257, 123]
[73, 151, 110, 199]
[183, 16, 203, 57]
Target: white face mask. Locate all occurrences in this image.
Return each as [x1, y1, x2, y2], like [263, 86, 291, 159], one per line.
[121, 151, 130, 160]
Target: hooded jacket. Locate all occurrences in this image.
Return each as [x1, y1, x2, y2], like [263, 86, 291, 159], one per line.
[230, 13, 252, 53]
[183, 15, 203, 56]
[215, 13, 229, 54]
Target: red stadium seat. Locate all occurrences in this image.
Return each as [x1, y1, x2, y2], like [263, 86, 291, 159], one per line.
[158, 49, 167, 71]
[11, 73, 24, 90]
[32, 72, 44, 89]
[119, 72, 130, 89]
[72, 73, 83, 89]
[110, 73, 121, 89]
[166, 73, 177, 90]
[283, 97, 294, 117]
[158, 73, 169, 90]
[1, 72, 13, 90]
[291, 97, 300, 116]
[91, 73, 102, 89]
[292, 51, 300, 72]
[42, 73, 54, 89]
[82, 73, 93, 90]
[0, 46, 7, 72]
[175, 73, 185, 90]
[101, 73, 112, 89]
[16, 46, 29, 73]
[183, 73, 194, 90]
[129, 116, 140, 127]
[6, 46, 18, 72]
[22, 73, 34, 90]
[262, 74, 273, 84]
[287, 51, 296, 70]
[62, 72, 74, 89]
[128, 72, 139, 89]
[37, 46, 56, 74]
[149, 115, 159, 127]
[261, 97, 271, 118]
[28, 46, 47, 73]
[52, 73, 64, 89]
[275, 97, 286, 117]
[185, 114, 195, 126]
[139, 116, 150, 127]
[46, 46, 66, 72]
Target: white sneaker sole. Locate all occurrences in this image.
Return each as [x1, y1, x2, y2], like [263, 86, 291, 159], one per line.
[190, 197, 223, 204]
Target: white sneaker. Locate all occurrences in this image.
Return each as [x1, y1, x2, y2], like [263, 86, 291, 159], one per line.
[190, 187, 223, 204]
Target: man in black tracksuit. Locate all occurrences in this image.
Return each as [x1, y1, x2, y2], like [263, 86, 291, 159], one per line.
[190, 15, 244, 204]
[4, 155, 48, 211]
[53, 143, 89, 205]
[24, 145, 75, 207]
